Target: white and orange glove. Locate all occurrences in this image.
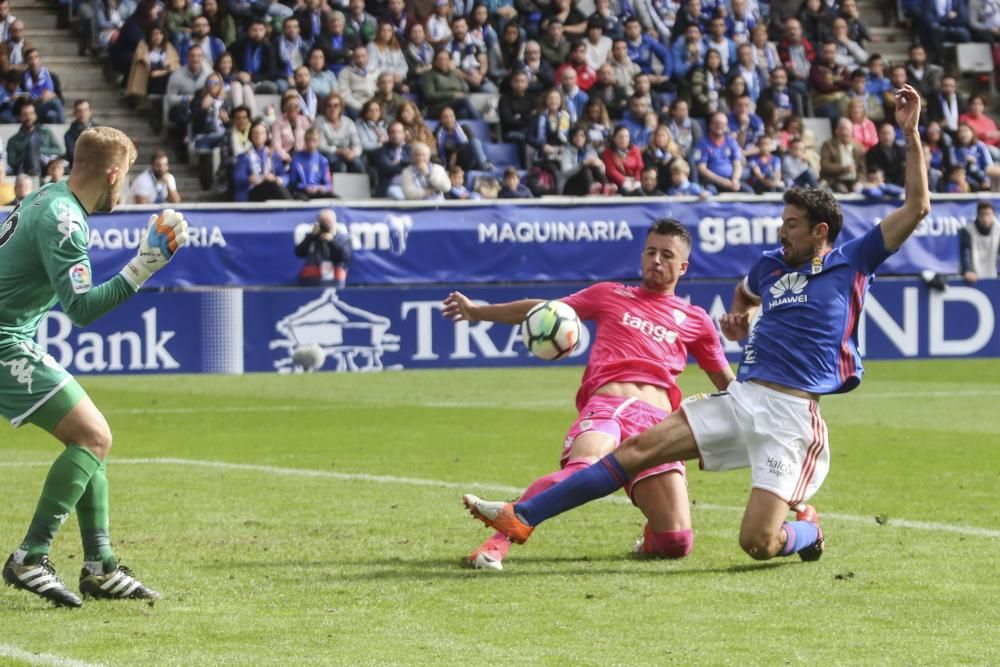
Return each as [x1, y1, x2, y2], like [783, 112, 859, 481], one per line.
[120, 209, 190, 290]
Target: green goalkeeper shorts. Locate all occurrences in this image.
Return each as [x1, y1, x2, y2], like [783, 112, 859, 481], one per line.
[0, 340, 86, 432]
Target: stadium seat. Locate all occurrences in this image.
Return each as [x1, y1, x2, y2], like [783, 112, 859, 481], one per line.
[482, 143, 520, 168]
[461, 119, 492, 143]
[804, 117, 832, 146]
[956, 43, 994, 75]
[465, 168, 501, 190]
[425, 119, 439, 133]
[468, 93, 500, 122]
[256, 94, 282, 120]
[332, 172, 372, 200]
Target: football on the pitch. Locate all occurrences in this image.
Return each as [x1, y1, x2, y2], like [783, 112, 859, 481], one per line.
[520, 300, 581, 361]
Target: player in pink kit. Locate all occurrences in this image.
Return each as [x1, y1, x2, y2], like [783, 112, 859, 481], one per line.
[442, 219, 734, 570]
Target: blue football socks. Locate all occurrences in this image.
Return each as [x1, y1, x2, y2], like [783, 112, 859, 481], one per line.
[515, 454, 629, 526]
[779, 521, 820, 556]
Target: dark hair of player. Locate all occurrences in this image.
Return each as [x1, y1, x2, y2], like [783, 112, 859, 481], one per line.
[647, 218, 692, 248]
[783, 187, 844, 243]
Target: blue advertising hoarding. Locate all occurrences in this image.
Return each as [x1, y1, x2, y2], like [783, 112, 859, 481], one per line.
[79, 197, 990, 288]
[33, 279, 1000, 376]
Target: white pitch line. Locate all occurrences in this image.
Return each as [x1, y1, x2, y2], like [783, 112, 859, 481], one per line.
[86, 389, 1000, 416]
[7, 457, 995, 540]
[0, 645, 103, 667]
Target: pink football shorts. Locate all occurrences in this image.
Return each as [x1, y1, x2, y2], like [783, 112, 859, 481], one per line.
[561, 393, 684, 499]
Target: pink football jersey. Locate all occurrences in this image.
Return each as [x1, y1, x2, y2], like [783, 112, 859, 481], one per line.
[561, 283, 730, 411]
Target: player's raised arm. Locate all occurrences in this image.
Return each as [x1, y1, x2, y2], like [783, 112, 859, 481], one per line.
[441, 291, 541, 325]
[877, 84, 932, 251]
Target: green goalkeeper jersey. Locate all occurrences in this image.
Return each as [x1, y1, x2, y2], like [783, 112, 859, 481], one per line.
[0, 180, 134, 344]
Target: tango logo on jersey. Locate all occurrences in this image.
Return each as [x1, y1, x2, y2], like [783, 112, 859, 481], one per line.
[769, 273, 808, 308]
[621, 312, 678, 344]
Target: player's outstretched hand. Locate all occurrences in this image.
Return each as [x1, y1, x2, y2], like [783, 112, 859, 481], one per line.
[120, 209, 190, 290]
[442, 291, 476, 322]
[719, 312, 752, 341]
[893, 84, 921, 134]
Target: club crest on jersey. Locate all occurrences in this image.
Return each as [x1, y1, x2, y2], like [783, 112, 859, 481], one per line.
[621, 311, 678, 344]
[69, 263, 92, 294]
[768, 273, 808, 309]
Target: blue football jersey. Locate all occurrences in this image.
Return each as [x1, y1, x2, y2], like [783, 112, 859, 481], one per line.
[737, 225, 895, 394]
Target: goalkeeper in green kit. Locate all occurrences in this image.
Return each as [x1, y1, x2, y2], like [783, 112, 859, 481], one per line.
[1, 127, 189, 608]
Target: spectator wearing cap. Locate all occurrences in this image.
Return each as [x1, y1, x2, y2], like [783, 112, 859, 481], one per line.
[21, 48, 63, 123]
[233, 19, 279, 95]
[622, 17, 670, 90]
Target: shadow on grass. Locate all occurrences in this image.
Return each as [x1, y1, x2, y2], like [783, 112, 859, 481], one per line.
[211, 556, 792, 580]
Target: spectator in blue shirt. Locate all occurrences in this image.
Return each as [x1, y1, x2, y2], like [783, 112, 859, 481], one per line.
[620, 95, 649, 144]
[21, 48, 64, 123]
[233, 120, 292, 201]
[664, 157, 707, 197]
[288, 127, 334, 199]
[623, 16, 672, 90]
[954, 122, 1000, 191]
[747, 135, 784, 192]
[0, 69, 26, 123]
[728, 93, 765, 155]
[692, 111, 752, 193]
[671, 24, 707, 79]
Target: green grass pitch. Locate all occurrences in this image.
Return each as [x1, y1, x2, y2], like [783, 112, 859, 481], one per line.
[1, 360, 998, 666]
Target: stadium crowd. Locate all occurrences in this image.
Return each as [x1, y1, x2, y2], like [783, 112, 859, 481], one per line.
[0, 0, 998, 202]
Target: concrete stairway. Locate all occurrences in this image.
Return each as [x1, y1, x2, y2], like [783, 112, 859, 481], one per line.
[14, 0, 213, 201]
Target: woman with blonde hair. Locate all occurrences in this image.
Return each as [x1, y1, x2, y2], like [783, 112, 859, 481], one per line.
[846, 96, 877, 151]
[126, 25, 179, 98]
[396, 100, 436, 147]
[271, 91, 312, 163]
[369, 21, 409, 92]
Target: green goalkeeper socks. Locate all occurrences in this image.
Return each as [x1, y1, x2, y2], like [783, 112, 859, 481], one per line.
[77, 460, 117, 573]
[19, 445, 102, 565]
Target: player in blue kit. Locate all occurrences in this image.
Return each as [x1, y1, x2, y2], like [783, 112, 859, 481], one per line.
[462, 84, 931, 562]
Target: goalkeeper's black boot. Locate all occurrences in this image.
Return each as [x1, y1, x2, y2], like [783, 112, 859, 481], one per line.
[80, 564, 161, 601]
[795, 505, 825, 562]
[3, 553, 82, 608]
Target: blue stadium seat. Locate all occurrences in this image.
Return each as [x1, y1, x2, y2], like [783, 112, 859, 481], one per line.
[482, 143, 521, 168]
[424, 119, 439, 133]
[461, 119, 492, 143]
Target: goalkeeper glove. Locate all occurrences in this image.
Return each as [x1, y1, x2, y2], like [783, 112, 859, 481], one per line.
[119, 209, 190, 290]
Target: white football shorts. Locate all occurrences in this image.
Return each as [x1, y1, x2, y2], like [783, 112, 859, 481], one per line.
[681, 380, 830, 506]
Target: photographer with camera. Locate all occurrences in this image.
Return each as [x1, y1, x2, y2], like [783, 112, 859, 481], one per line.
[294, 209, 353, 288]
